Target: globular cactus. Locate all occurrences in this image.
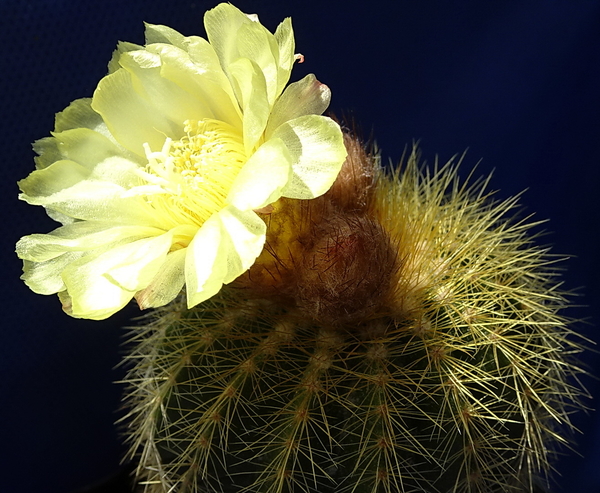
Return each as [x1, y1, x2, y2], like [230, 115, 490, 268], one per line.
[122, 132, 586, 493]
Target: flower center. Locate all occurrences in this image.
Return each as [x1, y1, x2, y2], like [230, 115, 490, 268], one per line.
[141, 119, 247, 226]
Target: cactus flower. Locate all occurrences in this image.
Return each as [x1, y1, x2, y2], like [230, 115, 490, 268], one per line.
[16, 3, 346, 320]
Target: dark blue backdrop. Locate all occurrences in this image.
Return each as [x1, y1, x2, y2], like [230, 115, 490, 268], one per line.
[1, 1, 599, 492]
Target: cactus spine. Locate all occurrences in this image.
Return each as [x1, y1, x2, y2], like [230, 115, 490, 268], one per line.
[122, 133, 586, 493]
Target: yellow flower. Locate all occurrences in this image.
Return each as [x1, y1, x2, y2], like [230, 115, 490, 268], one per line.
[16, 3, 347, 320]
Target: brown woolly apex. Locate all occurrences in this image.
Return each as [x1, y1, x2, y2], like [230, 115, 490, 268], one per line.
[236, 131, 398, 329]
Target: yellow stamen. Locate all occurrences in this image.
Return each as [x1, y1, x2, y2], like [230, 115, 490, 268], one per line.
[141, 119, 247, 229]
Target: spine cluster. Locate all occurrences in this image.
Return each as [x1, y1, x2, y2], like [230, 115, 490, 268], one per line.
[122, 132, 586, 493]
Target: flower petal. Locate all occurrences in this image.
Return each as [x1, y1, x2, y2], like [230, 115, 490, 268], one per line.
[102, 234, 173, 291]
[20, 176, 165, 227]
[55, 127, 136, 167]
[54, 98, 105, 134]
[205, 3, 288, 106]
[52, 127, 139, 172]
[265, 74, 331, 137]
[16, 223, 165, 262]
[146, 41, 241, 128]
[135, 248, 187, 309]
[143, 20, 241, 126]
[228, 57, 270, 152]
[204, 3, 253, 74]
[185, 213, 228, 307]
[227, 136, 292, 211]
[107, 41, 143, 74]
[33, 100, 123, 171]
[144, 22, 186, 47]
[19, 160, 91, 199]
[61, 274, 133, 320]
[61, 233, 173, 319]
[235, 20, 279, 105]
[93, 53, 213, 157]
[17, 223, 168, 297]
[92, 69, 173, 156]
[185, 206, 265, 307]
[21, 254, 82, 295]
[272, 114, 347, 199]
[218, 206, 266, 283]
[118, 48, 214, 124]
[273, 17, 295, 96]
[32, 136, 64, 171]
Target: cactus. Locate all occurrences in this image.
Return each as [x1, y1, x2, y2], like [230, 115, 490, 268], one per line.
[121, 133, 586, 493]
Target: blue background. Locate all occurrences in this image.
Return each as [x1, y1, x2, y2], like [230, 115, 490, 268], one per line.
[1, 0, 599, 491]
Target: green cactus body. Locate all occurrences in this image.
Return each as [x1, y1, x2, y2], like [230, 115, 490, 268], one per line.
[122, 136, 586, 493]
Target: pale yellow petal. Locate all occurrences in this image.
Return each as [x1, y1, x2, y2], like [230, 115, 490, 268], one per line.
[88, 155, 147, 189]
[34, 101, 122, 171]
[92, 68, 181, 156]
[185, 35, 240, 103]
[146, 42, 241, 127]
[235, 20, 279, 105]
[204, 3, 250, 73]
[62, 273, 134, 320]
[54, 98, 104, 133]
[228, 57, 270, 152]
[16, 224, 165, 262]
[62, 127, 139, 168]
[18, 160, 91, 199]
[108, 41, 142, 74]
[53, 128, 126, 167]
[20, 178, 164, 227]
[102, 234, 173, 291]
[273, 114, 347, 199]
[61, 234, 172, 319]
[205, 4, 283, 106]
[185, 206, 266, 307]
[21, 254, 82, 295]
[227, 136, 292, 210]
[218, 206, 266, 284]
[135, 248, 187, 309]
[32, 136, 64, 171]
[123, 49, 217, 126]
[273, 17, 295, 95]
[57, 290, 75, 316]
[18, 223, 167, 297]
[29, 129, 140, 197]
[143, 21, 239, 125]
[265, 74, 331, 137]
[185, 213, 228, 307]
[144, 22, 186, 47]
